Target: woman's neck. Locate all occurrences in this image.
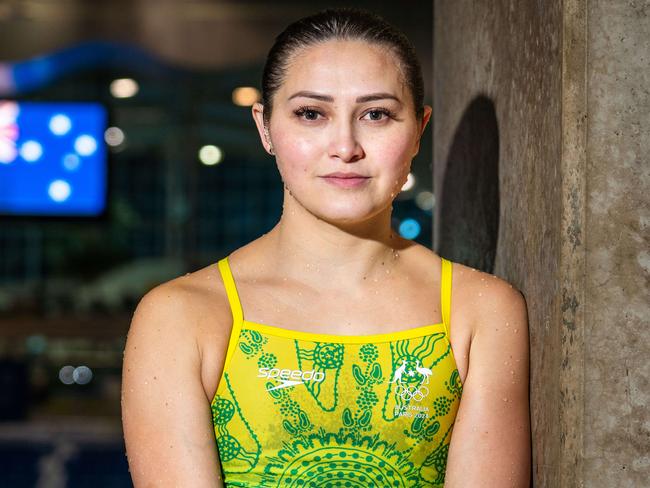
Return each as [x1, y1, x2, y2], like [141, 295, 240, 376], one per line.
[262, 192, 409, 288]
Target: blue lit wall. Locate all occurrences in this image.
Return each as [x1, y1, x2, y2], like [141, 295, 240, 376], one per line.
[0, 100, 107, 216]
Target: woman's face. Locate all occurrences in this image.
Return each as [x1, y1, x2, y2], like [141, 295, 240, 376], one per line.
[253, 39, 432, 225]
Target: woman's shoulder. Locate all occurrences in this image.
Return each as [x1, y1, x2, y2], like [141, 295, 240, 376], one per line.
[446, 258, 528, 341]
[129, 261, 233, 348]
[399, 242, 510, 292]
[453, 260, 524, 307]
[410, 248, 526, 337]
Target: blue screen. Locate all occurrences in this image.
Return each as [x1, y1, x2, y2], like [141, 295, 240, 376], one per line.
[0, 100, 108, 217]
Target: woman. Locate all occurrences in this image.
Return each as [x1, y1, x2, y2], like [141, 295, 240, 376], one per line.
[122, 8, 531, 487]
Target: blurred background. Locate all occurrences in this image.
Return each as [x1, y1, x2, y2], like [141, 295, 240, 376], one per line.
[0, 1, 434, 486]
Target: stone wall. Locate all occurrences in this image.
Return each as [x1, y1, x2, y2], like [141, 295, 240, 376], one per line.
[433, 0, 649, 486]
[433, 1, 563, 485]
[584, 1, 650, 485]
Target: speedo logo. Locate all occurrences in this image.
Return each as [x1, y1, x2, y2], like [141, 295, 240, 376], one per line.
[258, 367, 325, 391]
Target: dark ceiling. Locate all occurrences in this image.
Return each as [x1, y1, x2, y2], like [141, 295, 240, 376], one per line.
[0, 0, 433, 98]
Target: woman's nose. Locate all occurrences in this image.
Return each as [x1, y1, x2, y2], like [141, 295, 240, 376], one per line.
[327, 123, 365, 162]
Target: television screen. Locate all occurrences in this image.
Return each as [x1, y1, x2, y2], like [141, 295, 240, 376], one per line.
[0, 100, 108, 217]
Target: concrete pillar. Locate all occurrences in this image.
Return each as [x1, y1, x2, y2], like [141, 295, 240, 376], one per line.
[433, 1, 649, 486]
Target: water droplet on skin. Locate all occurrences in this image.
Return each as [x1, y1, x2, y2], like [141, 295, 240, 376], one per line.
[514, 329, 519, 333]
[478, 292, 482, 297]
[510, 370, 514, 375]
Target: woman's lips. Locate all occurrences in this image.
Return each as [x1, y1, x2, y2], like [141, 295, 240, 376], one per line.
[320, 175, 371, 188]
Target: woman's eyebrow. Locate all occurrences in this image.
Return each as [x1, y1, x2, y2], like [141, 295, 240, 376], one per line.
[287, 91, 401, 104]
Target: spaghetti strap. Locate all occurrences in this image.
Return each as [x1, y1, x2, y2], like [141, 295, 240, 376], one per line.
[217, 256, 244, 325]
[216, 256, 244, 389]
[440, 257, 453, 338]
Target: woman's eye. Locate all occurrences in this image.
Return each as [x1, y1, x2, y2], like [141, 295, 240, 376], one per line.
[294, 107, 322, 121]
[293, 107, 395, 122]
[364, 109, 393, 121]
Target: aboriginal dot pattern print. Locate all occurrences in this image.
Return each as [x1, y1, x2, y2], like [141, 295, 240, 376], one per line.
[211, 256, 463, 487]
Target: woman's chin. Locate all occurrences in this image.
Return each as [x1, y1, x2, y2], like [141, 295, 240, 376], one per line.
[310, 206, 387, 227]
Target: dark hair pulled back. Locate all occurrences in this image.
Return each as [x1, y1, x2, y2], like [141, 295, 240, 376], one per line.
[261, 7, 425, 128]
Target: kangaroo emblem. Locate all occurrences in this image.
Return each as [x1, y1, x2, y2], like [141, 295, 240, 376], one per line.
[389, 358, 408, 383]
[415, 360, 433, 385]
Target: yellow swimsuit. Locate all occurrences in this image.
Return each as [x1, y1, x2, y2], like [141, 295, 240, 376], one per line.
[211, 255, 463, 487]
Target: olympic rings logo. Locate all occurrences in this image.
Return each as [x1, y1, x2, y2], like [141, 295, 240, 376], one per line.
[395, 384, 429, 402]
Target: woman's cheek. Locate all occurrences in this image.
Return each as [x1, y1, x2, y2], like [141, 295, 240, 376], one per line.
[374, 139, 412, 186]
[277, 136, 320, 183]
[275, 155, 308, 191]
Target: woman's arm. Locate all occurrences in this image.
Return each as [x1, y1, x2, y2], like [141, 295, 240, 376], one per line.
[444, 277, 531, 487]
[122, 282, 224, 487]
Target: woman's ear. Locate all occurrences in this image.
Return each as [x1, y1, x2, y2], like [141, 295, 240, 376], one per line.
[251, 102, 274, 155]
[420, 105, 433, 136]
[413, 105, 433, 157]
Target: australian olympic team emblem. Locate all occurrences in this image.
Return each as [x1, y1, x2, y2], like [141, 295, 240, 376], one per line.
[389, 358, 432, 402]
